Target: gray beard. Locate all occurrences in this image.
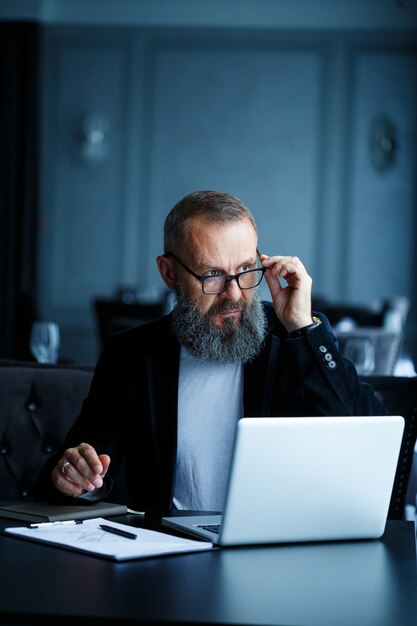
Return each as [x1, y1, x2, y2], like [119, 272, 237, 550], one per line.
[171, 288, 268, 364]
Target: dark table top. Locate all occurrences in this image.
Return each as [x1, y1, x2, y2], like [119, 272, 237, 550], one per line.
[0, 514, 416, 626]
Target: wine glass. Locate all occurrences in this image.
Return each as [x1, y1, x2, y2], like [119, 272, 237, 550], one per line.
[343, 338, 375, 375]
[29, 322, 60, 364]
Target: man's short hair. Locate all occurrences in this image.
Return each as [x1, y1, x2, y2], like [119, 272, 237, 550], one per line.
[164, 190, 257, 254]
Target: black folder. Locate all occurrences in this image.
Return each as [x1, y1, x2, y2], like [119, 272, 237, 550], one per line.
[0, 501, 127, 523]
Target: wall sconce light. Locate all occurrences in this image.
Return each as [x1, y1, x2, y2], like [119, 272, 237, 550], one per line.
[78, 116, 109, 162]
[370, 115, 397, 172]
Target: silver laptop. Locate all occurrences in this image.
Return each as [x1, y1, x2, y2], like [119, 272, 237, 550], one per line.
[162, 415, 404, 546]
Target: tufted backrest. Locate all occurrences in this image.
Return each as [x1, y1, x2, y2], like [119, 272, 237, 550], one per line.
[0, 365, 93, 501]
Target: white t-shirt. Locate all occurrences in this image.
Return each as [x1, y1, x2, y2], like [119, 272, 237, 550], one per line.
[173, 347, 243, 511]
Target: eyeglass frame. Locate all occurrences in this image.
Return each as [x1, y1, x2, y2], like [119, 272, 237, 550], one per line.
[163, 251, 266, 295]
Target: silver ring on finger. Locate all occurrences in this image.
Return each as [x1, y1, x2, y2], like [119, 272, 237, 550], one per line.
[61, 460, 72, 475]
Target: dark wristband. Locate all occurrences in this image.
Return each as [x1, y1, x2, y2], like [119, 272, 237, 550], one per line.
[288, 316, 322, 339]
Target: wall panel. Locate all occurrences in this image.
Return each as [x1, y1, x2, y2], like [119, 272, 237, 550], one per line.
[39, 36, 131, 360]
[347, 52, 417, 304]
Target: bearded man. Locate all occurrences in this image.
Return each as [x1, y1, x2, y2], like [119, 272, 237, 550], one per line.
[36, 190, 385, 513]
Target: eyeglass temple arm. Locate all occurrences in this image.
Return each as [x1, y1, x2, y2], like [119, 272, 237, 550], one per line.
[163, 252, 202, 282]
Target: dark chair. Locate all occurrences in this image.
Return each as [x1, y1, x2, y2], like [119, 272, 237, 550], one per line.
[362, 375, 417, 519]
[313, 299, 385, 327]
[313, 295, 409, 330]
[335, 328, 403, 375]
[93, 298, 164, 348]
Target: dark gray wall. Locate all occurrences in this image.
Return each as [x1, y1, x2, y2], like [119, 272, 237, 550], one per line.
[35, 25, 417, 364]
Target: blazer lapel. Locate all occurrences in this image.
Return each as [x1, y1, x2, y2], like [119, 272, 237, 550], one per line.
[243, 333, 281, 417]
[146, 318, 180, 511]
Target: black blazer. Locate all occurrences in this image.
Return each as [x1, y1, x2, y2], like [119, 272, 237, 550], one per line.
[36, 304, 385, 513]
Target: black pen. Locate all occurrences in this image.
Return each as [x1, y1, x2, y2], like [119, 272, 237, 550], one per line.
[99, 524, 137, 540]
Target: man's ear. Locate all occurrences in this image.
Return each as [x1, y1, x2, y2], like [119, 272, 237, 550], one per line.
[156, 255, 176, 289]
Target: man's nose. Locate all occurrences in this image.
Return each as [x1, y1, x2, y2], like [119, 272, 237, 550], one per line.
[220, 278, 242, 302]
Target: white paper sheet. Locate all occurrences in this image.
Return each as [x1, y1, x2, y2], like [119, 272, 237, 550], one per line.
[5, 517, 213, 561]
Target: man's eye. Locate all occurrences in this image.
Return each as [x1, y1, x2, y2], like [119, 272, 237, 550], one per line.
[240, 264, 250, 272]
[206, 270, 220, 277]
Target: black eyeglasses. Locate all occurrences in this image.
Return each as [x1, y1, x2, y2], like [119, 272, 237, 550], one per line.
[164, 252, 266, 295]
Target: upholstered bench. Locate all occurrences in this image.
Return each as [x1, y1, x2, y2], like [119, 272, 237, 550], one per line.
[0, 363, 93, 501]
